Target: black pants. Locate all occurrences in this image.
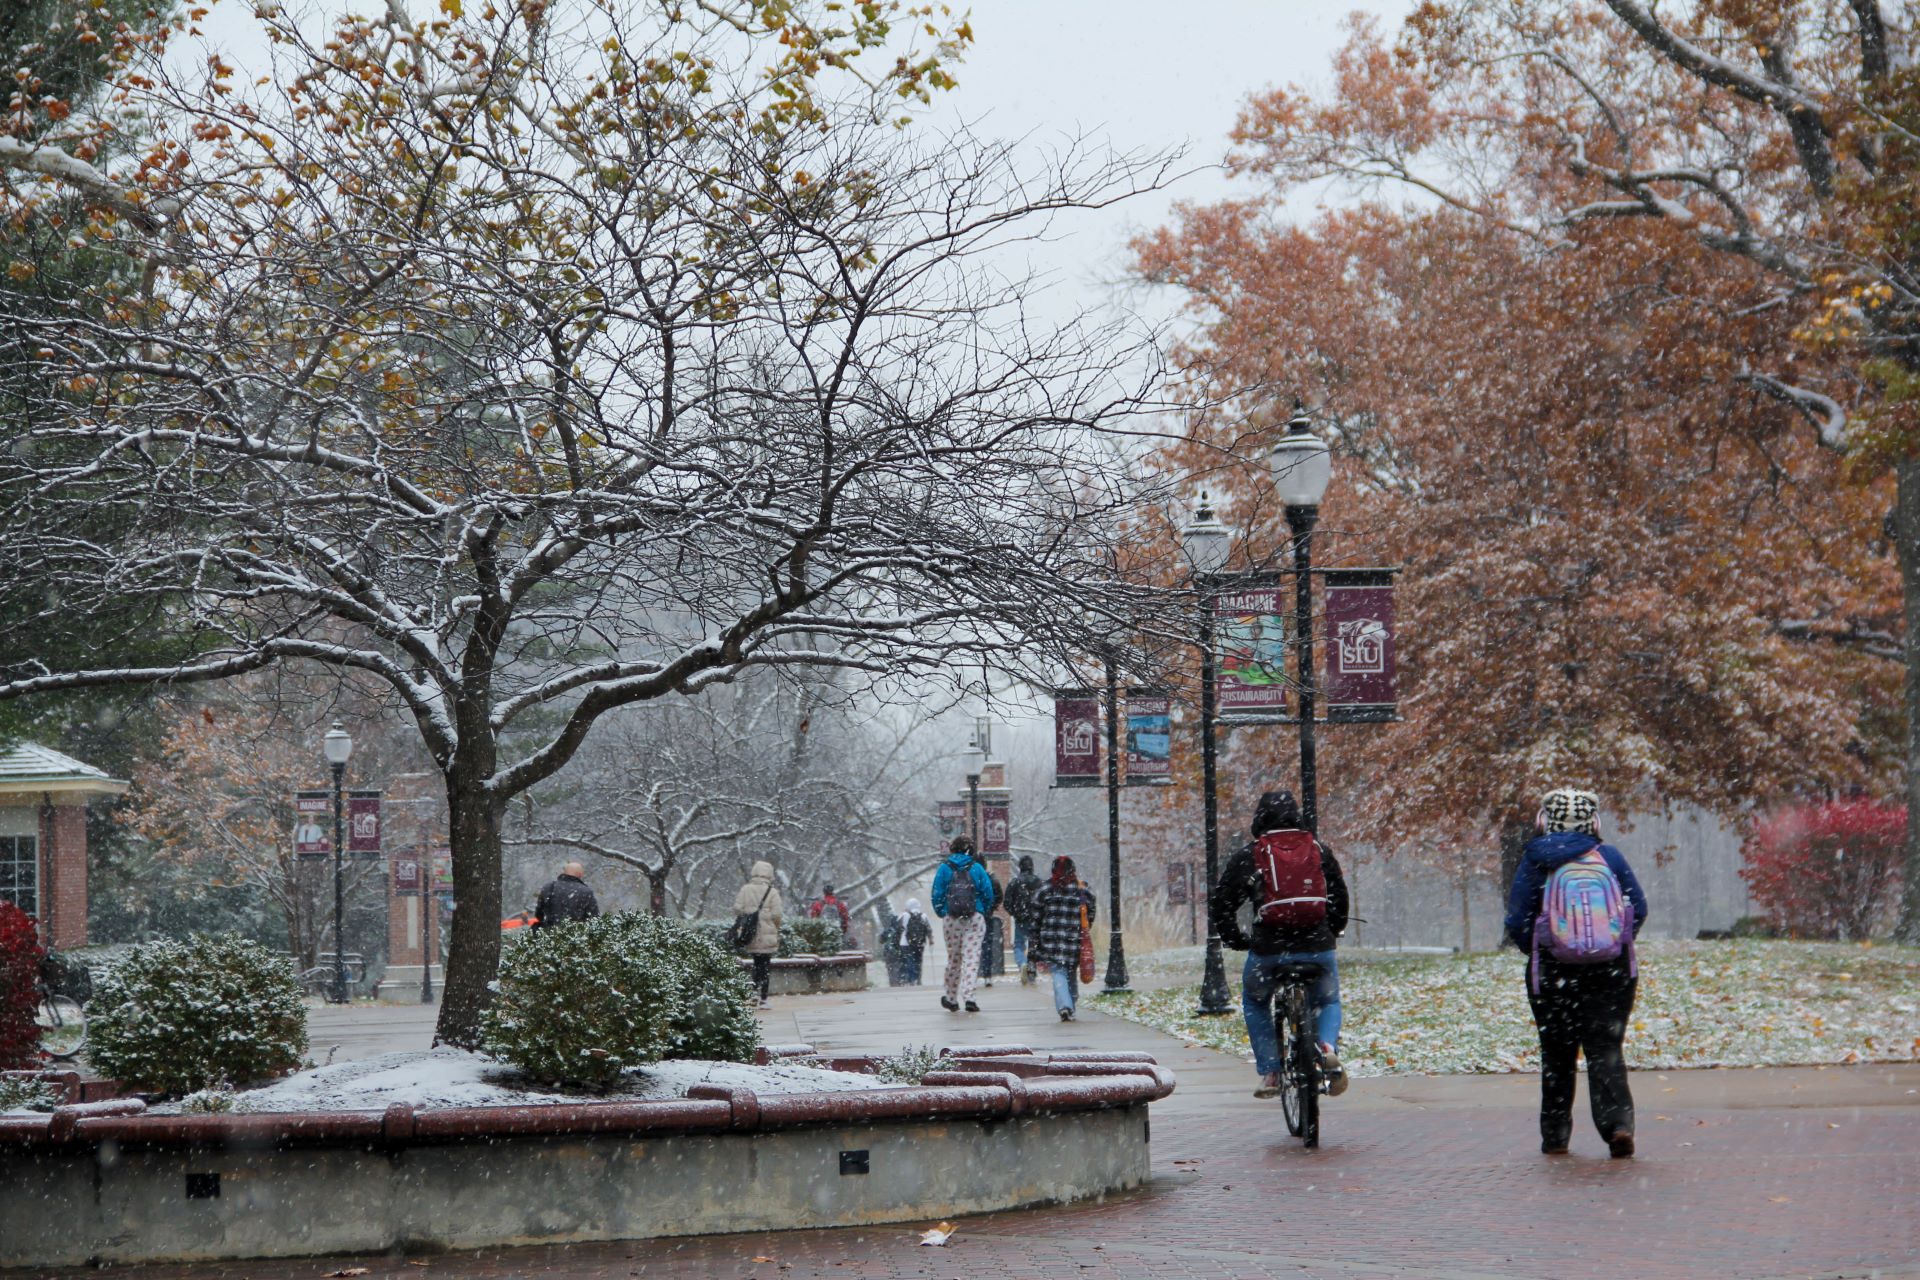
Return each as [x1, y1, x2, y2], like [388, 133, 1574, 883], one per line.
[1527, 959, 1637, 1146]
[751, 954, 772, 1000]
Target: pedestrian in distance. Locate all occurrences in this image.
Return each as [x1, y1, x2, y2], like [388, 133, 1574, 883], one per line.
[1209, 789, 1351, 1100]
[533, 861, 600, 930]
[734, 860, 785, 1007]
[808, 884, 853, 948]
[978, 860, 1005, 986]
[1004, 854, 1044, 986]
[931, 835, 998, 1012]
[878, 899, 905, 986]
[1504, 786, 1648, 1159]
[899, 898, 933, 985]
[1030, 856, 1096, 1020]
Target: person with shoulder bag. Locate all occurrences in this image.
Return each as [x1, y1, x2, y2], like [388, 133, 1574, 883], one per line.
[732, 860, 784, 1007]
[900, 898, 933, 985]
[1030, 855, 1096, 1021]
[1504, 786, 1648, 1158]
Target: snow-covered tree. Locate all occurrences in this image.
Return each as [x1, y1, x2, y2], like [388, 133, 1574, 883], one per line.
[0, 0, 1167, 1043]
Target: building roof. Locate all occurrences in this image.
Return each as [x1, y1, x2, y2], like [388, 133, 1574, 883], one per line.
[0, 742, 129, 800]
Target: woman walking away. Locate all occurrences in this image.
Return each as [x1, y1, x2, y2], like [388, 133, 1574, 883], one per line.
[1504, 787, 1648, 1158]
[900, 899, 933, 985]
[1031, 856, 1096, 1021]
[931, 836, 998, 1012]
[734, 861, 784, 1007]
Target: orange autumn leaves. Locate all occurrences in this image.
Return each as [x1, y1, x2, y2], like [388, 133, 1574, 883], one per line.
[1135, 203, 1900, 849]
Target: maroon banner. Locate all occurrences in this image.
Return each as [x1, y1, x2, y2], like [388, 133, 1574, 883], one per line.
[392, 849, 423, 896]
[980, 799, 1011, 856]
[346, 789, 383, 857]
[1325, 570, 1397, 721]
[1215, 577, 1289, 719]
[936, 801, 968, 844]
[1053, 690, 1101, 787]
[293, 790, 330, 860]
[1125, 689, 1171, 785]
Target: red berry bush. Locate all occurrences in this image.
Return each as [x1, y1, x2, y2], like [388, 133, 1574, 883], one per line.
[0, 901, 46, 1069]
[1740, 800, 1906, 941]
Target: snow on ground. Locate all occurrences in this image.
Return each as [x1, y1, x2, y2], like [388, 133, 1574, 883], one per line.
[1108, 940, 1920, 1076]
[148, 1050, 896, 1114]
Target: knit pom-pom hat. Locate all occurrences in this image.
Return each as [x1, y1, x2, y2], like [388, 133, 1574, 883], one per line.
[1538, 787, 1600, 836]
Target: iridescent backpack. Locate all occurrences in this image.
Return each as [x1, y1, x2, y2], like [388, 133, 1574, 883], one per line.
[1530, 850, 1634, 993]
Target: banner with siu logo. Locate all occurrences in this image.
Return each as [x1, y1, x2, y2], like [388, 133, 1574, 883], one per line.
[1052, 690, 1101, 787]
[1324, 569, 1397, 722]
[980, 799, 1011, 856]
[346, 789, 383, 857]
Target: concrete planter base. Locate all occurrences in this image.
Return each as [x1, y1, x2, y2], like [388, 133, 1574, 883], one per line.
[373, 965, 443, 1004]
[0, 1046, 1171, 1270]
[746, 951, 871, 995]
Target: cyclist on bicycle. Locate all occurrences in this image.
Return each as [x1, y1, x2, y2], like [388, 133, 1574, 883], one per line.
[1208, 789, 1350, 1099]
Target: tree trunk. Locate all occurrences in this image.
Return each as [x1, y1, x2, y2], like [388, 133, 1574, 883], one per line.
[1898, 457, 1920, 944]
[1498, 819, 1531, 904]
[434, 742, 504, 1048]
[649, 872, 666, 916]
[1459, 869, 1472, 953]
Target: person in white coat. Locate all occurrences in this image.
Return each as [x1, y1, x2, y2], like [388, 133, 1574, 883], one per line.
[734, 860, 784, 1006]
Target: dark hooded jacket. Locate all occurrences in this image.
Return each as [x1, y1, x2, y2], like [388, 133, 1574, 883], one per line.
[1208, 790, 1349, 955]
[534, 874, 600, 929]
[1503, 831, 1648, 954]
[1004, 856, 1044, 929]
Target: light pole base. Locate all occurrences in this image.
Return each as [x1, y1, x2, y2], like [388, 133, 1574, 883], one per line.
[1100, 932, 1130, 995]
[1194, 936, 1234, 1016]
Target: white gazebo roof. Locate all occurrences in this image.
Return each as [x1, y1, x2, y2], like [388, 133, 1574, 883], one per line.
[0, 742, 129, 800]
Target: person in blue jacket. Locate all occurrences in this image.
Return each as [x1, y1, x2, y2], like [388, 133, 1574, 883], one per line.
[1504, 786, 1649, 1158]
[930, 836, 999, 1012]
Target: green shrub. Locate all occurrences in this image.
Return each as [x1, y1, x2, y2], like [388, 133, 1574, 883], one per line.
[86, 935, 306, 1096]
[0, 1076, 63, 1112]
[873, 1044, 953, 1084]
[483, 917, 737, 1090]
[779, 917, 845, 957]
[1728, 915, 1781, 939]
[635, 917, 760, 1063]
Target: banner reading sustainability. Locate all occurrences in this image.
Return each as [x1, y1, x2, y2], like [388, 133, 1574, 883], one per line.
[1125, 689, 1172, 785]
[1215, 577, 1289, 720]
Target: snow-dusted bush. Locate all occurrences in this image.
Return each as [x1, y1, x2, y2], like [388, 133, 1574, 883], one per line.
[0, 1075, 62, 1112]
[178, 1085, 244, 1114]
[481, 913, 760, 1084]
[779, 918, 845, 957]
[1741, 800, 1906, 940]
[873, 1045, 954, 1084]
[86, 935, 306, 1095]
[0, 903, 44, 1069]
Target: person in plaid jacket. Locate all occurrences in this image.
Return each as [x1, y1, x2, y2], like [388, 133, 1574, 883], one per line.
[1029, 856, 1096, 1021]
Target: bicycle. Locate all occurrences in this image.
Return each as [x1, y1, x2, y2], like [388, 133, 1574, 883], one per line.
[1265, 959, 1329, 1149]
[35, 951, 91, 1062]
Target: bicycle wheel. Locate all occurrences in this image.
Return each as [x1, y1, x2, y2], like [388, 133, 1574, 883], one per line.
[1296, 1011, 1321, 1149]
[1277, 990, 1306, 1137]
[36, 994, 86, 1061]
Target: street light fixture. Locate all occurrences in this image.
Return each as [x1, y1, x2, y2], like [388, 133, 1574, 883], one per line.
[1182, 493, 1234, 1016]
[321, 721, 353, 1005]
[1269, 401, 1332, 832]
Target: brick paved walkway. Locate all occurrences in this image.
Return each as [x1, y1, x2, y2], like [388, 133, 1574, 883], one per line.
[27, 981, 1920, 1280]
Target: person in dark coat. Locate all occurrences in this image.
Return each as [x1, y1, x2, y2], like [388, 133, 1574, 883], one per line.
[899, 898, 933, 985]
[1029, 856, 1096, 1020]
[1504, 786, 1648, 1158]
[1004, 854, 1044, 985]
[533, 862, 600, 930]
[1208, 790, 1350, 1099]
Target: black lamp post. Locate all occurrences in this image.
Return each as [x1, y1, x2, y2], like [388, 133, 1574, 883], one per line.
[1269, 401, 1333, 830]
[1182, 494, 1233, 1016]
[1099, 641, 1129, 993]
[322, 720, 353, 1004]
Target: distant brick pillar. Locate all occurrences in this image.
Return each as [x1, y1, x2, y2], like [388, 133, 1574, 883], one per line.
[46, 804, 88, 950]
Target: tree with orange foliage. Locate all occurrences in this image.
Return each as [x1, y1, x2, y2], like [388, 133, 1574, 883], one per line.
[1135, 201, 1899, 892]
[1197, 2, 1920, 936]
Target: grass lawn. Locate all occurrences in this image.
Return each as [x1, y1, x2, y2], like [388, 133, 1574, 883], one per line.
[1103, 940, 1920, 1076]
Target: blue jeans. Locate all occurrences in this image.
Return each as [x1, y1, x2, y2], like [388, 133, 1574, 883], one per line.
[1013, 921, 1031, 968]
[901, 949, 923, 985]
[1048, 962, 1079, 1013]
[1241, 950, 1341, 1077]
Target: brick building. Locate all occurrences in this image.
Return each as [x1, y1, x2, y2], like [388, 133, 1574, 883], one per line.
[0, 743, 127, 949]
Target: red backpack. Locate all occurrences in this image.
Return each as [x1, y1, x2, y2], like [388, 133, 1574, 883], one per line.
[1253, 830, 1328, 929]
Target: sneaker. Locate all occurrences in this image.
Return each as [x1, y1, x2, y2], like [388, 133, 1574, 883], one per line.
[964, 1000, 981, 1013]
[1318, 1044, 1349, 1097]
[1253, 1072, 1282, 1099]
[940, 996, 959, 1012]
[1058, 1008, 1073, 1022]
[1608, 1132, 1635, 1159]
[1063, 1008, 1075, 1021]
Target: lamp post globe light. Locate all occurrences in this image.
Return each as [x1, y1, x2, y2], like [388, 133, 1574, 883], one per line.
[322, 721, 353, 1005]
[1269, 401, 1332, 833]
[1182, 494, 1235, 1016]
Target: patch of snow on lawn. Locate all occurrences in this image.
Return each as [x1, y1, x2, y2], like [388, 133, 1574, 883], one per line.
[150, 1049, 892, 1114]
